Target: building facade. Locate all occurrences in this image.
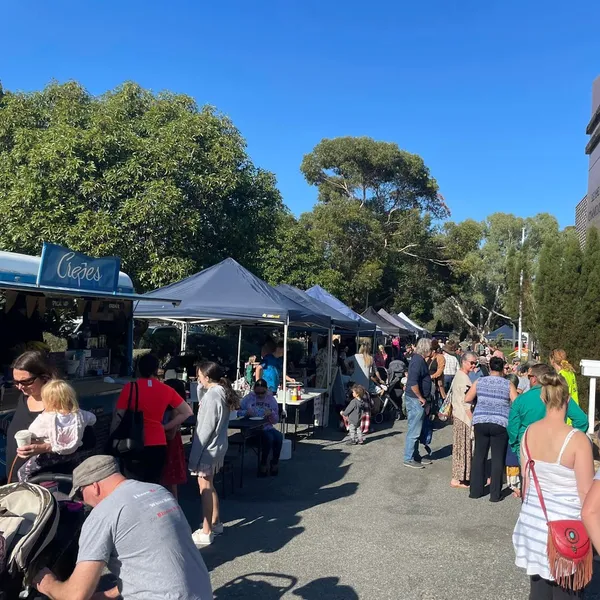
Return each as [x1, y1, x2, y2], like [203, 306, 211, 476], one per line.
[585, 76, 600, 236]
[576, 194, 589, 246]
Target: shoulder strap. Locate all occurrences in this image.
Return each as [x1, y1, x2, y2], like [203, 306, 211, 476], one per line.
[523, 429, 550, 523]
[557, 429, 578, 465]
[127, 382, 139, 412]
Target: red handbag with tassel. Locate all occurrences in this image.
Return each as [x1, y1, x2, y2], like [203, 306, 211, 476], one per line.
[524, 431, 592, 591]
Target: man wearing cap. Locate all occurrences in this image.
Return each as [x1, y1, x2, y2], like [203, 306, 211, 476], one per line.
[34, 456, 212, 600]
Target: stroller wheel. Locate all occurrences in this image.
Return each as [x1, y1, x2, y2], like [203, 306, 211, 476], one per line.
[374, 412, 384, 425]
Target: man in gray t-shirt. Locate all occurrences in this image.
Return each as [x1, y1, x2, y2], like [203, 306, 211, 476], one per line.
[34, 456, 212, 600]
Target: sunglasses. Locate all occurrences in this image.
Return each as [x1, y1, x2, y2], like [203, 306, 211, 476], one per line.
[469, 361, 478, 366]
[13, 376, 38, 388]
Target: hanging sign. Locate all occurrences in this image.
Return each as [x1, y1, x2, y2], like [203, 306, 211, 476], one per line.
[37, 243, 121, 294]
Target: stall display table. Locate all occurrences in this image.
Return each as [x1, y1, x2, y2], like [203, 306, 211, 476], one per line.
[227, 416, 266, 488]
[277, 389, 326, 447]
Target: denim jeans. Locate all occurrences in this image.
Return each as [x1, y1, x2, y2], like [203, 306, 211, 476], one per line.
[260, 428, 284, 465]
[404, 395, 425, 462]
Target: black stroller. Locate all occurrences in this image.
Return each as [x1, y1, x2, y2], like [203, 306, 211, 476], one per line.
[373, 360, 406, 424]
[0, 473, 87, 600]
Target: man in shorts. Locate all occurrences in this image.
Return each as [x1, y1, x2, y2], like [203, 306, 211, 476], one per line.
[34, 455, 212, 600]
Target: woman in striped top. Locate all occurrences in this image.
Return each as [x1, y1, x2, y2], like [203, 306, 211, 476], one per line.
[513, 373, 594, 599]
[465, 356, 518, 502]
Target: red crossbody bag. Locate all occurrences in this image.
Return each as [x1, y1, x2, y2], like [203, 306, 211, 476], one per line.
[523, 430, 592, 591]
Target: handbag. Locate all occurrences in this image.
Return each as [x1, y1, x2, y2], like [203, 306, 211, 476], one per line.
[108, 382, 145, 456]
[438, 380, 454, 421]
[523, 430, 592, 590]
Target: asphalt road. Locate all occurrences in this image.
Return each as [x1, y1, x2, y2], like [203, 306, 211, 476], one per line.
[179, 419, 600, 600]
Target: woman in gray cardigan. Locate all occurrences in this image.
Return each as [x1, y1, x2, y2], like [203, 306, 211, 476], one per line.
[190, 362, 238, 547]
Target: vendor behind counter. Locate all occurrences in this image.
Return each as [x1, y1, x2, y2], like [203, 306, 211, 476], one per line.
[1, 351, 127, 483]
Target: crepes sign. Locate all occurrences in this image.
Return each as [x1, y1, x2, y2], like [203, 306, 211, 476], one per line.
[37, 243, 121, 294]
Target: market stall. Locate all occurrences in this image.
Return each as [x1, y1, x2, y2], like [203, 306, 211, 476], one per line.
[361, 307, 403, 337]
[377, 309, 414, 337]
[0, 243, 179, 477]
[133, 258, 333, 424]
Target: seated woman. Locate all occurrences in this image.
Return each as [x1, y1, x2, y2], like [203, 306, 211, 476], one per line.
[240, 379, 283, 476]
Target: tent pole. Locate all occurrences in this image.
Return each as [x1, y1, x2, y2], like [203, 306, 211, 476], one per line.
[325, 328, 333, 427]
[236, 325, 242, 382]
[283, 320, 289, 435]
[180, 322, 188, 354]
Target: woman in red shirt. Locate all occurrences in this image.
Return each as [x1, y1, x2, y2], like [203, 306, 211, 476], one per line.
[113, 354, 193, 484]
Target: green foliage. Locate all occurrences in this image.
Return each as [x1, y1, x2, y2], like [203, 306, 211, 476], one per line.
[577, 228, 600, 361]
[0, 81, 283, 291]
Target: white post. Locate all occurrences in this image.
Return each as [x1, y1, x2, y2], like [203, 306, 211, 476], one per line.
[518, 226, 526, 359]
[325, 328, 333, 427]
[180, 322, 188, 353]
[282, 321, 289, 431]
[236, 325, 242, 381]
[589, 377, 596, 435]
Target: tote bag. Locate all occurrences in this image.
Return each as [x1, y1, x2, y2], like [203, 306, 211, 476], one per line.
[108, 382, 145, 456]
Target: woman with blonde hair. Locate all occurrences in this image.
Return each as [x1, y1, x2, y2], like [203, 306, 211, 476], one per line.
[550, 349, 579, 405]
[513, 372, 594, 597]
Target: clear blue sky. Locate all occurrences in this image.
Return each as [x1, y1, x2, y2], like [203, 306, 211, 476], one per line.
[3, 0, 600, 228]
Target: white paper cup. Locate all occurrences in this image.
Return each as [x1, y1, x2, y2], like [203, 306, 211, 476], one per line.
[15, 430, 32, 448]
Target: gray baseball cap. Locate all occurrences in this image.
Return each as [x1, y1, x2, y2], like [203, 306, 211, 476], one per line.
[69, 455, 121, 499]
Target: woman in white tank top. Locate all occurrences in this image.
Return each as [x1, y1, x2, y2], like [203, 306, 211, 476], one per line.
[512, 373, 594, 599]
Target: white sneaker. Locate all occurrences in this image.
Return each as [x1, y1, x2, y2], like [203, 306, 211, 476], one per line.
[212, 522, 224, 536]
[192, 529, 214, 547]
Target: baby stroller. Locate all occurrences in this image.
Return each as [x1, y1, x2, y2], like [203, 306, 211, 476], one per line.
[373, 360, 406, 424]
[0, 473, 86, 600]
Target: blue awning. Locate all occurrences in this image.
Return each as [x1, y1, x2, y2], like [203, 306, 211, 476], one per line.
[276, 284, 358, 331]
[134, 258, 331, 328]
[305, 285, 376, 333]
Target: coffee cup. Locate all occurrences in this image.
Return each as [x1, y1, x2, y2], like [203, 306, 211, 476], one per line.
[15, 430, 32, 448]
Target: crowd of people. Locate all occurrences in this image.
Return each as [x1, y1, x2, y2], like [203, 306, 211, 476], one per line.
[4, 335, 600, 599]
[399, 337, 600, 598]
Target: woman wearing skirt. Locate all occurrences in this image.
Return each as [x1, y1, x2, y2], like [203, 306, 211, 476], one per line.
[450, 351, 477, 488]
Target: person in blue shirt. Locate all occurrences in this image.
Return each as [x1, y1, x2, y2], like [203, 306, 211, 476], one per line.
[403, 338, 434, 469]
[255, 339, 280, 393]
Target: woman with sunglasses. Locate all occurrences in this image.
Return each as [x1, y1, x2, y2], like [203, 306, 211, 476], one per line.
[450, 352, 477, 489]
[240, 378, 283, 477]
[6, 351, 56, 482]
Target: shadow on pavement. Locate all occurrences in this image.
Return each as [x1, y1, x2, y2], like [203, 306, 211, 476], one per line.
[293, 576, 359, 599]
[180, 430, 359, 571]
[213, 572, 297, 599]
[430, 444, 452, 460]
[213, 573, 359, 600]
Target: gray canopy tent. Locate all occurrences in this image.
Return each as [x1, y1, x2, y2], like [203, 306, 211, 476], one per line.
[134, 258, 333, 413]
[362, 307, 401, 336]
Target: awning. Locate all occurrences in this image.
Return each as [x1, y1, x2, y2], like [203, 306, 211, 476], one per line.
[134, 258, 330, 328]
[305, 285, 376, 333]
[361, 307, 400, 336]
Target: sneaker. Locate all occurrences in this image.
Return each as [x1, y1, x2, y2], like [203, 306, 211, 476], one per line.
[192, 530, 214, 547]
[345, 439, 357, 445]
[212, 522, 224, 536]
[419, 457, 433, 466]
[357, 439, 365, 445]
[403, 460, 425, 469]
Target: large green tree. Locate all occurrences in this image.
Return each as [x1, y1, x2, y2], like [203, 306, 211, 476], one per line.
[0, 81, 283, 290]
[296, 136, 449, 317]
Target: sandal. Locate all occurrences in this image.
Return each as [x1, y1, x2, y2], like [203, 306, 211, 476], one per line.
[450, 480, 469, 489]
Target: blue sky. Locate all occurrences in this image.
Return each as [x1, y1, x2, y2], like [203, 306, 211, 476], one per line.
[3, 0, 600, 228]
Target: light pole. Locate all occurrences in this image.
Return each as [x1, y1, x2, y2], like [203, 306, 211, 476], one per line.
[517, 227, 526, 359]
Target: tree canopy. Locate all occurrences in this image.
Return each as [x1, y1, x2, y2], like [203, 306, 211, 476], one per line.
[0, 81, 283, 291]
